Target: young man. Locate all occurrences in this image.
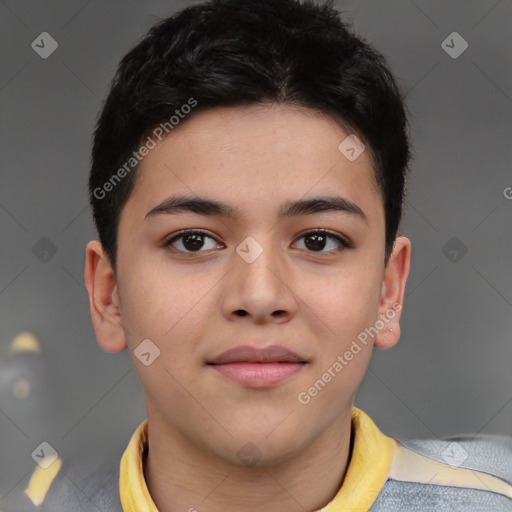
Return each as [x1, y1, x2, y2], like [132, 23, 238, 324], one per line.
[17, 0, 512, 510]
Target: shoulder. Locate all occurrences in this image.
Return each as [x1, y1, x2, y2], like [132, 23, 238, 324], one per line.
[3, 453, 123, 512]
[371, 433, 512, 511]
[45, 457, 123, 512]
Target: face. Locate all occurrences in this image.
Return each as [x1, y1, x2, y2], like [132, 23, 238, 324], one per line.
[85, 103, 410, 466]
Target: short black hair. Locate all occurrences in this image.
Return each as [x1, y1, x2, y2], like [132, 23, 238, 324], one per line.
[88, 0, 413, 275]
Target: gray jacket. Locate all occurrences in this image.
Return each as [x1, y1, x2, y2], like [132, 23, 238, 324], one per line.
[4, 434, 512, 511]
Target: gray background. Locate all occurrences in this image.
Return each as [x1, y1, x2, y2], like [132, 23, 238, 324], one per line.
[1, 0, 511, 504]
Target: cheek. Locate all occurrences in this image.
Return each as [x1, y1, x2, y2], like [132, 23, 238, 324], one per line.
[121, 264, 208, 338]
[303, 268, 381, 339]
[295, 343, 372, 426]
[120, 267, 219, 386]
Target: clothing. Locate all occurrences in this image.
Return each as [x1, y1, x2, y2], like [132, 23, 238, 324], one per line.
[7, 407, 512, 511]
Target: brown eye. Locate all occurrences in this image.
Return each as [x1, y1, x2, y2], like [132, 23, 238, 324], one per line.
[294, 229, 351, 253]
[163, 230, 220, 253]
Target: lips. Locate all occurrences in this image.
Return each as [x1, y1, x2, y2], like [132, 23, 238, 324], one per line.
[206, 344, 307, 388]
[207, 345, 306, 365]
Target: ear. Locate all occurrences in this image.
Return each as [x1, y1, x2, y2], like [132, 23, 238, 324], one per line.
[374, 235, 411, 350]
[84, 240, 127, 353]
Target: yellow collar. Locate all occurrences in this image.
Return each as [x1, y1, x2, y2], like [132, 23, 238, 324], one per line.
[119, 407, 395, 512]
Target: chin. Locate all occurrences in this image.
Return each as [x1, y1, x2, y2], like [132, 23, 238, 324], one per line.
[220, 430, 309, 469]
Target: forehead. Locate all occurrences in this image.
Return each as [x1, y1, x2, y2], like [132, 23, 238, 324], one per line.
[124, 103, 383, 226]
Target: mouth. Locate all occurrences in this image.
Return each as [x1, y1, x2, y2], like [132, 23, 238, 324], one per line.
[208, 362, 306, 387]
[206, 344, 307, 365]
[206, 344, 308, 387]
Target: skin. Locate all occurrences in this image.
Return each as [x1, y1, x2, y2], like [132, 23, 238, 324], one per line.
[85, 103, 411, 512]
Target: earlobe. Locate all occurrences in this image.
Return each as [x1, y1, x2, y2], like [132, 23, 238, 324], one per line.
[84, 240, 127, 353]
[374, 235, 411, 350]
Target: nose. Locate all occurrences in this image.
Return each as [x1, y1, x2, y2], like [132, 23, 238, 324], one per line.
[222, 236, 298, 324]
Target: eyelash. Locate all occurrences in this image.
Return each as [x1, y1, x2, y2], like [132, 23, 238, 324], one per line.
[162, 229, 352, 256]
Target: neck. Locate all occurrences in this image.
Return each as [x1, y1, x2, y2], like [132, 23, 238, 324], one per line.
[142, 406, 354, 512]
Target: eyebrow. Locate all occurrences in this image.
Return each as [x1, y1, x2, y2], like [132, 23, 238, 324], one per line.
[144, 194, 368, 225]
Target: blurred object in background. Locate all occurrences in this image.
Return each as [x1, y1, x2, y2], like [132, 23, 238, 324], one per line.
[0, 331, 45, 405]
[0, 331, 61, 512]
